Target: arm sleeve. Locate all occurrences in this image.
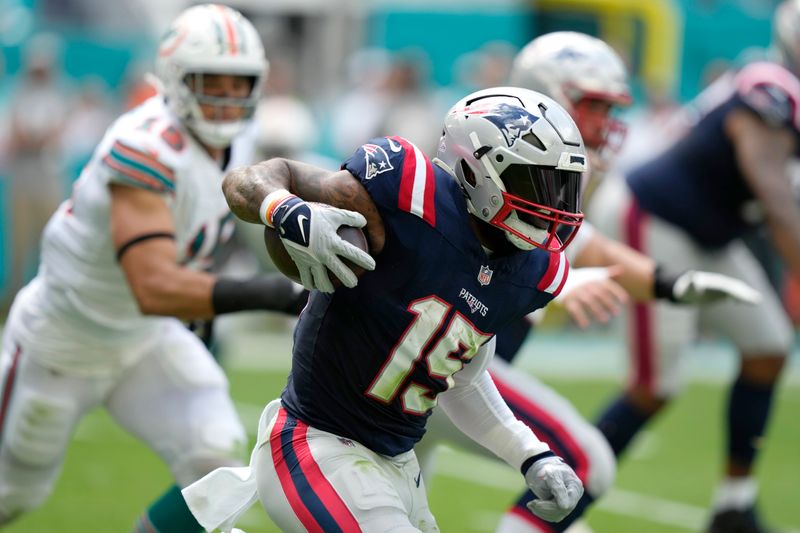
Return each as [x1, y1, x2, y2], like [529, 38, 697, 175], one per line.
[437, 337, 550, 471]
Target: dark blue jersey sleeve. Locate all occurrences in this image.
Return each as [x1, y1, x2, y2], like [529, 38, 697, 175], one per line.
[342, 136, 438, 227]
[733, 62, 800, 131]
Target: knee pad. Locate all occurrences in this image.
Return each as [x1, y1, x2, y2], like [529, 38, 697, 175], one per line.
[4, 388, 76, 467]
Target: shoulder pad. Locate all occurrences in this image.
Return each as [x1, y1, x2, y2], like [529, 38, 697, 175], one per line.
[735, 62, 800, 129]
[102, 109, 185, 193]
[343, 136, 437, 226]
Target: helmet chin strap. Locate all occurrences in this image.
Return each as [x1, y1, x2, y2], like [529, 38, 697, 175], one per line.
[504, 213, 547, 250]
[432, 157, 456, 177]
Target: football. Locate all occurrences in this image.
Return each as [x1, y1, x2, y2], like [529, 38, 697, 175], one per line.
[263, 224, 370, 286]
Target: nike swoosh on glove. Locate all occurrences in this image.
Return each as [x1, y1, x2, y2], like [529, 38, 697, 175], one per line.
[272, 197, 375, 293]
[524, 453, 584, 522]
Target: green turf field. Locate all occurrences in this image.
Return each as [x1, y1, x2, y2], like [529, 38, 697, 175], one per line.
[2, 327, 798, 533]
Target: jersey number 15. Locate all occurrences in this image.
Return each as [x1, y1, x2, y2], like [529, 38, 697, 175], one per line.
[365, 295, 492, 415]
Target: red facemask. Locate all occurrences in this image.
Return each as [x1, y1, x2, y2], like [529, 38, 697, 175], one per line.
[489, 192, 584, 252]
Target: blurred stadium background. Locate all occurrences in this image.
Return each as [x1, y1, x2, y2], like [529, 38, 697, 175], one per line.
[0, 0, 798, 532]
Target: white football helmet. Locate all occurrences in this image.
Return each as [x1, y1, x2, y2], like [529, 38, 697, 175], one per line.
[510, 32, 631, 151]
[436, 87, 587, 252]
[774, 0, 800, 76]
[155, 4, 267, 148]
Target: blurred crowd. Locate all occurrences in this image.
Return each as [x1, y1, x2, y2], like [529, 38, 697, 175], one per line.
[1, 25, 775, 317]
[0, 33, 117, 307]
[0, 34, 530, 306]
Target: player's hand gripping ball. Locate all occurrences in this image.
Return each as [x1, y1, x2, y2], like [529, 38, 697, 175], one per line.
[264, 225, 369, 288]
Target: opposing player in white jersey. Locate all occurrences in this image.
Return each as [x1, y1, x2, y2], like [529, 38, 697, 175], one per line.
[417, 32, 764, 533]
[0, 5, 305, 531]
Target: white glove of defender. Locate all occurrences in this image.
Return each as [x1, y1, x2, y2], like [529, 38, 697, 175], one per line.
[274, 198, 375, 293]
[672, 270, 762, 306]
[524, 455, 584, 522]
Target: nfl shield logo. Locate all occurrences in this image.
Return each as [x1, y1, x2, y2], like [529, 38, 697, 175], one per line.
[478, 265, 493, 286]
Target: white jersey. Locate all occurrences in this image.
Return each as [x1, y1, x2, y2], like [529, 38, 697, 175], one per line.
[22, 96, 240, 372]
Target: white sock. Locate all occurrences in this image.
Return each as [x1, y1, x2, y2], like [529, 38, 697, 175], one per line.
[712, 477, 758, 512]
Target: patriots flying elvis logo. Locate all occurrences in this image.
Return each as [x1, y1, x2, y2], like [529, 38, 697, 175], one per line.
[362, 143, 394, 180]
[481, 103, 539, 147]
[554, 47, 585, 61]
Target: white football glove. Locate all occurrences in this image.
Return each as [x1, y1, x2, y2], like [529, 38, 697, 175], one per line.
[523, 454, 584, 522]
[273, 198, 375, 293]
[668, 270, 762, 306]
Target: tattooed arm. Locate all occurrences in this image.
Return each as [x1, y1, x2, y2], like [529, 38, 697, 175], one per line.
[223, 158, 386, 254]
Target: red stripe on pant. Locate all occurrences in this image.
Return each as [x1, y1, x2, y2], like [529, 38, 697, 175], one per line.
[270, 409, 322, 531]
[270, 408, 361, 532]
[623, 199, 655, 392]
[0, 345, 22, 437]
[289, 418, 360, 531]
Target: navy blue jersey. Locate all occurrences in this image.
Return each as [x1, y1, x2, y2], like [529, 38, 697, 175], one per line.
[494, 316, 535, 362]
[627, 62, 800, 248]
[281, 136, 568, 456]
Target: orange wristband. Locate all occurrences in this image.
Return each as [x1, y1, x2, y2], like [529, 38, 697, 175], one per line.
[260, 189, 296, 227]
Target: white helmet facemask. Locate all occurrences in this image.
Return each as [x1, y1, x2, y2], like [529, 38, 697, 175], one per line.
[155, 4, 268, 149]
[437, 87, 587, 252]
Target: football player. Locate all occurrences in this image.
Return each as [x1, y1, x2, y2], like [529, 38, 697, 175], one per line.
[418, 32, 764, 533]
[0, 5, 303, 532]
[585, 3, 800, 530]
[184, 87, 591, 532]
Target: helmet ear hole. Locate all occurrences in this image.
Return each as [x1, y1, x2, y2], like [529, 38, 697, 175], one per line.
[460, 160, 477, 187]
